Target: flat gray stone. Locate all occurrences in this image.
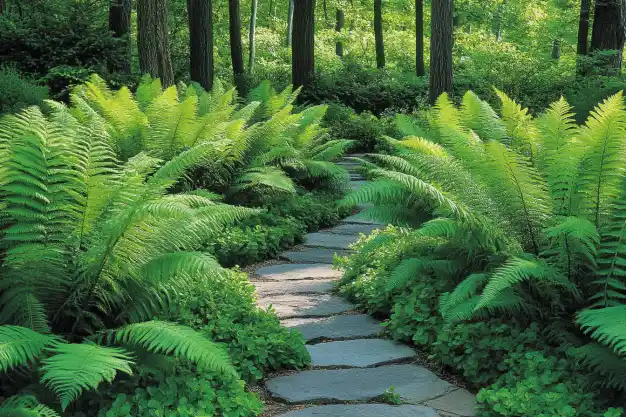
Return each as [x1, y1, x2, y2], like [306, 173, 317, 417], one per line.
[342, 215, 385, 225]
[304, 233, 358, 250]
[324, 223, 381, 236]
[266, 364, 454, 403]
[281, 315, 383, 341]
[350, 180, 368, 190]
[258, 294, 354, 318]
[350, 173, 365, 180]
[280, 248, 351, 264]
[277, 404, 440, 417]
[254, 263, 342, 280]
[307, 339, 416, 367]
[424, 388, 477, 416]
[253, 279, 335, 296]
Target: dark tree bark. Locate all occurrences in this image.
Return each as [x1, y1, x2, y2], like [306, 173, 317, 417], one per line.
[292, 0, 316, 88]
[109, 0, 132, 73]
[374, 0, 385, 68]
[429, 0, 453, 104]
[591, 0, 626, 72]
[336, 9, 345, 57]
[494, 0, 505, 41]
[415, 0, 425, 76]
[248, 0, 258, 71]
[229, 0, 246, 93]
[188, 0, 214, 91]
[286, 0, 294, 46]
[0, 0, 5, 15]
[577, 0, 591, 55]
[323, 0, 328, 23]
[551, 39, 561, 59]
[137, 0, 175, 86]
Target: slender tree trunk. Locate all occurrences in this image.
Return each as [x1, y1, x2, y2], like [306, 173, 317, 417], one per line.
[292, 0, 316, 88]
[336, 9, 345, 57]
[415, 0, 425, 76]
[286, 0, 294, 46]
[188, 0, 213, 90]
[577, 0, 591, 55]
[591, 0, 626, 73]
[248, 0, 258, 71]
[551, 39, 561, 59]
[494, 0, 505, 41]
[0, 0, 5, 15]
[429, 0, 453, 104]
[109, 0, 132, 73]
[229, 0, 245, 93]
[374, 0, 385, 68]
[137, 0, 175, 86]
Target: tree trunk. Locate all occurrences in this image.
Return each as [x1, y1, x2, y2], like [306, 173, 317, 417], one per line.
[286, 0, 294, 46]
[374, 0, 385, 68]
[577, 0, 591, 55]
[494, 0, 505, 41]
[336, 9, 345, 57]
[429, 0, 453, 104]
[188, 0, 213, 91]
[0, 0, 5, 15]
[229, 0, 245, 93]
[415, 0, 425, 76]
[591, 0, 626, 73]
[137, 0, 175, 86]
[292, 0, 316, 88]
[323, 0, 328, 23]
[109, 0, 132, 73]
[551, 39, 561, 59]
[248, 0, 258, 71]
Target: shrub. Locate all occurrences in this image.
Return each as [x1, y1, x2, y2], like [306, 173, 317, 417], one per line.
[0, 66, 48, 114]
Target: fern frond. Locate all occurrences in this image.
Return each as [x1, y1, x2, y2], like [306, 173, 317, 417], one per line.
[102, 321, 235, 377]
[41, 342, 133, 410]
[571, 342, 626, 391]
[439, 273, 489, 318]
[0, 326, 59, 373]
[577, 306, 626, 355]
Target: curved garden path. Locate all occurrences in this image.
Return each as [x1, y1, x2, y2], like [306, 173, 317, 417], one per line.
[250, 156, 477, 417]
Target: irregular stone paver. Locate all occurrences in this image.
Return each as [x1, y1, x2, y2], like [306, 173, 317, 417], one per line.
[266, 364, 454, 403]
[255, 263, 342, 280]
[324, 223, 381, 236]
[280, 248, 351, 264]
[342, 214, 385, 225]
[258, 294, 354, 318]
[304, 233, 358, 250]
[350, 180, 368, 190]
[277, 404, 439, 417]
[307, 339, 416, 367]
[253, 279, 335, 297]
[281, 315, 383, 341]
[424, 388, 477, 416]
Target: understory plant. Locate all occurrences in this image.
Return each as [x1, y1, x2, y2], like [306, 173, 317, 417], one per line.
[342, 89, 626, 414]
[0, 102, 255, 413]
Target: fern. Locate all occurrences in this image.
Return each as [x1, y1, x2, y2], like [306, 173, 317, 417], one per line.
[0, 327, 59, 372]
[577, 306, 626, 355]
[41, 343, 133, 410]
[102, 321, 235, 377]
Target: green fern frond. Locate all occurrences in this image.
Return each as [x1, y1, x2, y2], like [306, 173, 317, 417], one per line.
[231, 167, 296, 194]
[0, 326, 59, 373]
[439, 273, 489, 318]
[386, 258, 424, 291]
[0, 395, 61, 417]
[577, 306, 626, 355]
[571, 342, 626, 391]
[102, 321, 235, 377]
[41, 342, 133, 410]
[460, 91, 508, 144]
[495, 88, 540, 159]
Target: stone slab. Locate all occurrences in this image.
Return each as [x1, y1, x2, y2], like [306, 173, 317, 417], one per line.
[281, 314, 383, 341]
[266, 364, 454, 403]
[258, 294, 354, 318]
[254, 264, 342, 280]
[253, 279, 335, 296]
[280, 248, 352, 264]
[424, 388, 477, 416]
[350, 181, 368, 190]
[277, 404, 440, 417]
[342, 215, 385, 225]
[307, 339, 416, 367]
[304, 233, 358, 250]
[324, 223, 381, 236]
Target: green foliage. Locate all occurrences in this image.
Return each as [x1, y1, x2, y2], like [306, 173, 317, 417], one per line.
[0, 67, 48, 114]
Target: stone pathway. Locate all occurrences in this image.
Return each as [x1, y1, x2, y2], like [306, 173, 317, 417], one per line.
[250, 156, 477, 417]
